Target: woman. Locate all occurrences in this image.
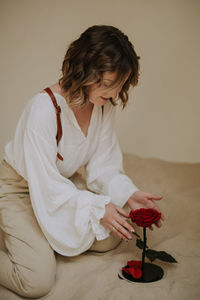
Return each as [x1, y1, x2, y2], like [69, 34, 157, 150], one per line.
[0, 25, 164, 298]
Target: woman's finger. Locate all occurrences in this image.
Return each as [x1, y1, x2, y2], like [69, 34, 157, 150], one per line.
[115, 214, 135, 234]
[116, 206, 129, 218]
[148, 225, 154, 231]
[112, 220, 133, 240]
[147, 199, 165, 222]
[109, 223, 128, 240]
[153, 204, 165, 222]
[147, 194, 162, 200]
[156, 219, 162, 227]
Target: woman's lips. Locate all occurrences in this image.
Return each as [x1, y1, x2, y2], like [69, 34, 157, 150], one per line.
[101, 96, 110, 101]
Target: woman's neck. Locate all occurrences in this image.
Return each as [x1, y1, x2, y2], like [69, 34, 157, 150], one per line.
[49, 83, 94, 112]
[49, 83, 66, 98]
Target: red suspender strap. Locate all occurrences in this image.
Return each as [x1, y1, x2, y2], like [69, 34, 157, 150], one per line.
[44, 87, 64, 161]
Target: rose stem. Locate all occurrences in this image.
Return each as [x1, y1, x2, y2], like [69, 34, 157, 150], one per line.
[142, 227, 147, 280]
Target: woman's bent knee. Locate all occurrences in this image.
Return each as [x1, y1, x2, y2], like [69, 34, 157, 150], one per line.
[14, 264, 56, 298]
[10, 248, 56, 298]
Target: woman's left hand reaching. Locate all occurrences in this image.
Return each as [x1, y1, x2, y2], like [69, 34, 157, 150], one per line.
[127, 191, 165, 230]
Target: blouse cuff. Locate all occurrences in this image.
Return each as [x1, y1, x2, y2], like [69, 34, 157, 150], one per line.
[103, 174, 139, 208]
[90, 194, 111, 241]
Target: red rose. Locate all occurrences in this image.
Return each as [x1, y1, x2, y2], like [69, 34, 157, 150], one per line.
[129, 208, 161, 227]
[127, 260, 142, 268]
[122, 260, 142, 279]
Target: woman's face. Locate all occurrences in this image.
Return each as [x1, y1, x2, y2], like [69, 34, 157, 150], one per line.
[88, 71, 125, 106]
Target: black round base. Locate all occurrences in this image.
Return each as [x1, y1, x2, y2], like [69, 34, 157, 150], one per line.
[122, 263, 164, 283]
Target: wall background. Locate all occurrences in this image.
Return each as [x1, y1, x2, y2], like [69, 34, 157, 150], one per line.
[1, 0, 200, 163]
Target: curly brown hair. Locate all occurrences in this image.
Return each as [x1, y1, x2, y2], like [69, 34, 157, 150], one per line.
[59, 25, 140, 108]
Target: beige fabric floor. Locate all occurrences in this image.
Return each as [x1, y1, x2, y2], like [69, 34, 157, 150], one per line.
[0, 153, 200, 300]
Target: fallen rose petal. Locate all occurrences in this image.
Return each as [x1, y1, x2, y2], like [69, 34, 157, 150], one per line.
[127, 260, 142, 268]
[129, 267, 142, 279]
[122, 266, 142, 279]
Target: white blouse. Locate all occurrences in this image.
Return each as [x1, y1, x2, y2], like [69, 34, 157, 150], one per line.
[4, 92, 139, 256]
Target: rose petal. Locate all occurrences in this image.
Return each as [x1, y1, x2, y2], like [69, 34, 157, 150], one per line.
[123, 266, 142, 279]
[129, 268, 142, 279]
[129, 208, 161, 227]
[127, 260, 142, 268]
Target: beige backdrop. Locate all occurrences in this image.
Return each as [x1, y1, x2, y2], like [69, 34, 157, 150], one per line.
[1, 0, 200, 163]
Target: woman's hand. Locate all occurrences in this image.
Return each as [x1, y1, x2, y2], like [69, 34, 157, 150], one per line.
[100, 203, 135, 240]
[128, 191, 165, 230]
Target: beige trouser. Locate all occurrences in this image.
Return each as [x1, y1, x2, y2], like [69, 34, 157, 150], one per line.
[0, 160, 121, 298]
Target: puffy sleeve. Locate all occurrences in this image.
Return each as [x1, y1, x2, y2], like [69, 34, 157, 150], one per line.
[14, 97, 110, 256]
[86, 102, 139, 208]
